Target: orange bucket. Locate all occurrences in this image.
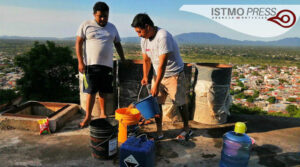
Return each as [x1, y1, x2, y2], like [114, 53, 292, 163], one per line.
[115, 108, 141, 144]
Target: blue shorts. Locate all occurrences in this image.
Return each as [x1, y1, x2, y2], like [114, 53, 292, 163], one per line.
[83, 65, 113, 94]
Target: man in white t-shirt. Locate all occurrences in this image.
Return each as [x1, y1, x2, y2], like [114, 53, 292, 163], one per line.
[76, 1, 125, 128]
[131, 13, 192, 141]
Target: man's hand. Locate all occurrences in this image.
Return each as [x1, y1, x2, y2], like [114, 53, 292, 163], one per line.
[151, 84, 159, 97]
[141, 77, 148, 86]
[78, 62, 85, 73]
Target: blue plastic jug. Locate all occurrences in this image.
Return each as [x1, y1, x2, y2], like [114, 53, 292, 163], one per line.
[120, 134, 155, 167]
[220, 122, 252, 167]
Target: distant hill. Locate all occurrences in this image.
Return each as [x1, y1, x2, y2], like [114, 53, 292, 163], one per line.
[122, 33, 300, 47]
[175, 32, 238, 45]
[257, 37, 300, 47]
[174, 33, 300, 47]
[0, 36, 74, 41]
[1, 33, 300, 46]
[0, 35, 140, 43]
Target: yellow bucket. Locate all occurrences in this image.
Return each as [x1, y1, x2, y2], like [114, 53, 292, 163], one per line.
[115, 108, 141, 144]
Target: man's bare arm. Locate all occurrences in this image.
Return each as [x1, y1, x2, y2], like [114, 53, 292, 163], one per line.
[75, 36, 85, 73]
[114, 42, 125, 61]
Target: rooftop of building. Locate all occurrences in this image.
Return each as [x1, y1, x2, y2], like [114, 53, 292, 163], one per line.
[0, 112, 299, 167]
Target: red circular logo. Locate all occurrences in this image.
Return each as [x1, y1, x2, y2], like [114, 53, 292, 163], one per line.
[267, 9, 296, 28]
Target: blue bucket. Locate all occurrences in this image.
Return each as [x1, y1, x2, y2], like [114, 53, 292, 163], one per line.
[135, 95, 160, 120]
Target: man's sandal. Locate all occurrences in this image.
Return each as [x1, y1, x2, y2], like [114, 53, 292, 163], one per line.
[176, 130, 193, 141]
[138, 118, 154, 126]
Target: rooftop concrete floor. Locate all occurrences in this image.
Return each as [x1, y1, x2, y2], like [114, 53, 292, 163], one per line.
[0, 113, 300, 167]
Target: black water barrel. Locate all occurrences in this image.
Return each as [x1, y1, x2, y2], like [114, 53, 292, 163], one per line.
[193, 63, 232, 124]
[89, 118, 118, 159]
[117, 60, 152, 107]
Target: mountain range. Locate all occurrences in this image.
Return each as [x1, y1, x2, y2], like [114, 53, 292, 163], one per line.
[122, 33, 300, 47]
[1, 32, 300, 47]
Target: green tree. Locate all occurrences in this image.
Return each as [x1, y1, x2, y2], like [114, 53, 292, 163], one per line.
[261, 65, 267, 70]
[230, 89, 234, 95]
[232, 72, 239, 77]
[14, 41, 78, 103]
[234, 92, 246, 99]
[257, 80, 263, 84]
[230, 104, 266, 115]
[279, 79, 288, 84]
[253, 90, 259, 98]
[277, 67, 281, 72]
[287, 97, 296, 102]
[0, 89, 19, 105]
[234, 89, 242, 94]
[267, 96, 276, 104]
[286, 105, 299, 117]
[237, 81, 244, 88]
[246, 96, 254, 103]
[252, 71, 260, 76]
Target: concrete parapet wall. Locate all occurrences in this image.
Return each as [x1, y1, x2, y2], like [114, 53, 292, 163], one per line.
[79, 60, 196, 123]
[78, 61, 233, 125]
[0, 102, 79, 132]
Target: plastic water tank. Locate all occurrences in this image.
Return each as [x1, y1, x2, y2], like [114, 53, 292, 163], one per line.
[220, 122, 252, 167]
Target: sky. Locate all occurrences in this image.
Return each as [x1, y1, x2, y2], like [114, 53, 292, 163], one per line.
[0, 0, 300, 41]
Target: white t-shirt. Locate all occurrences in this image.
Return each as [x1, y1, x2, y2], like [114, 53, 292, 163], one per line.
[76, 20, 121, 68]
[141, 28, 183, 77]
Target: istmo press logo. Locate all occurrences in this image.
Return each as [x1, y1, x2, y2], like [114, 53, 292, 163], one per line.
[180, 5, 300, 37]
